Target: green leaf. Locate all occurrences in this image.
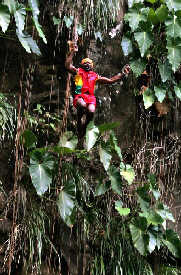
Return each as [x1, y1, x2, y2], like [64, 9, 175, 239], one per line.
[156, 203, 175, 222]
[99, 145, 112, 171]
[57, 180, 75, 227]
[0, 4, 10, 32]
[108, 165, 122, 194]
[129, 217, 148, 256]
[165, 15, 181, 39]
[158, 59, 172, 82]
[162, 229, 181, 258]
[64, 15, 73, 28]
[130, 58, 147, 77]
[120, 163, 135, 185]
[28, 0, 47, 43]
[124, 8, 147, 32]
[148, 232, 157, 253]
[143, 88, 155, 109]
[148, 8, 159, 25]
[154, 86, 166, 103]
[98, 121, 120, 133]
[155, 5, 168, 22]
[174, 85, 181, 100]
[95, 181, 111, 196]
[140, 209, 164, 225]
[128, 0, 144, 8]
[85, 121, 99, 151]
[29, 152, 54, 196]
[134, 31, 153, 57]
[146, 0, 157, 3]
[21, 129, 37, 148]
[110, 132, 123, 160]
[148, 174, 161, 200]
[167, 39, 181, 72]
[53, 16, 61, 25]
[165, 0, 181, 12]
[121, 36, 133, 56]
[115, 201, 130, 216]
[3, 0, 16, 13]
[16, 30, 41, 55]
[137, 184, 151, 212]
[14, 3, 26, 34]
[59, 131, 78, 150]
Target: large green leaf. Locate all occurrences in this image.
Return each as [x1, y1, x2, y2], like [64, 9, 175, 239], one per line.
[130, 58, 147, 77]
[155, 5, 168, 22]
[158, 59, 172, 82]
[29, 152, 54, 196]
[174, 85, 181, 100]
[137, 184, 151, 212]
[165, 0, 181, 12]
[121, 36, 133, 56]
[85, 121, 99, 151]
[57, 180, 75, 227]
[115, 201, 130, 216]
[124, 8, 147, 32]
[120, 163, 135, 185]
[143, 88, 155, 109]
[148, 232, 157, 253]
[165, 15, 181, 39]
[148, 8, 159, 25]
[28, 0, 47, 43]
[21, 129, 37, 149]
[98, 121, 120, 133]
[95, 180, 111, 196]
[14, 3, 26, 34]
[0, 4, 10, 32]
[110, 132, 122, 160]
[148, 174, 161, 200]
[156, 203, 175, 222]
[129, 217, 148, 256]
[162, 229, 181, 258]
[99, 144, 112, 171]
[59, 131, 78, 149]
[140, 209, 164, 225]
[3, 0, 16, 13]
[16, 30, 41, 55]
[134, 31, 153, 57]
[154, 86, 166, 103]
[108, 165, 122, 194]
[64, 15, 73, 28]
[167, 39, 181, 72]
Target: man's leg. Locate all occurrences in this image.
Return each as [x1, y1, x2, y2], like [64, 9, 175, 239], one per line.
[76, 98, 87, 139]
[85, 104, 95, 129]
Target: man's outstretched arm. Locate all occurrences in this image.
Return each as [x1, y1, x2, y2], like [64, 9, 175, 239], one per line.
[97, 64, 130, 84]
[65, 42, 78, 74]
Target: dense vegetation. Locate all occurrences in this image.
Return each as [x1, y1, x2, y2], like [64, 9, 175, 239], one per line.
[0, 0, 181, 274]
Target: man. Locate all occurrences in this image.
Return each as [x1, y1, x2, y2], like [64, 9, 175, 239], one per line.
[65, 42, 130, 138]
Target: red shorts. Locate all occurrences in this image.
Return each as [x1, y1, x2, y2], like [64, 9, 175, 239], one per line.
[73, 94, 96, 108]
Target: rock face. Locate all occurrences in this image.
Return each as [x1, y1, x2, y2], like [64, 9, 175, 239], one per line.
[0, 1, 181, 274]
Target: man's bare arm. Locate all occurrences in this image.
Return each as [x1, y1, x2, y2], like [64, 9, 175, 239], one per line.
[97, 64, 130, 84]
[65, 42, 78, 74]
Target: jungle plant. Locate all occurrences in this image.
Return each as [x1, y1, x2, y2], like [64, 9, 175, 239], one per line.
[122, 0, 181, 109]
[23, 121, 181, 273]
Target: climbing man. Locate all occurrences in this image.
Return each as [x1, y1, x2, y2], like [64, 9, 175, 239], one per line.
[65, 42, 131, 139]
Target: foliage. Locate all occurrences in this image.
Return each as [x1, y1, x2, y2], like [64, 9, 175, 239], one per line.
[123, 0, 181, 109]
[0, 0, 46, 54]
[26, 122, 181, 269]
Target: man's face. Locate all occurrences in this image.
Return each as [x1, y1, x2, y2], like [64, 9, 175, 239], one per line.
[81, 62, 93, 72]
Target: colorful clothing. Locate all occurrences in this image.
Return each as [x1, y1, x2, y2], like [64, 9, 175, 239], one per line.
[73, 68, 98, 108]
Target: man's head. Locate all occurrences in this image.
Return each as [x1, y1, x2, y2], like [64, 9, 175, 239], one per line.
[80, 58, 93, 71]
